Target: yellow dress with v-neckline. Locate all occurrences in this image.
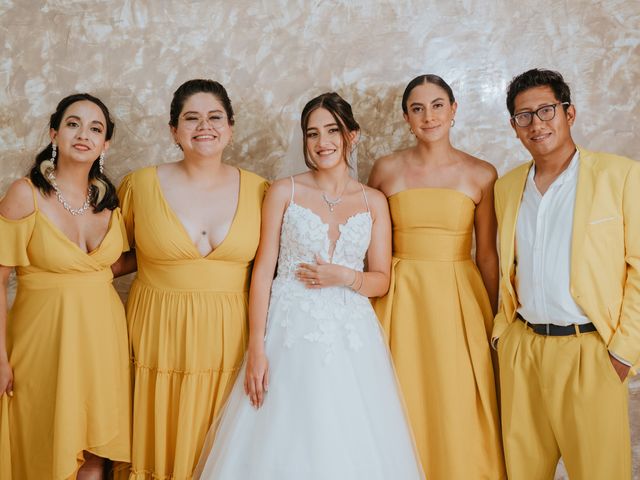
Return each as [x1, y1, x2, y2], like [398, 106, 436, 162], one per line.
[0, 181, 131, 480]
[118, 166, 268, 480]
[374, 188, 506, 479]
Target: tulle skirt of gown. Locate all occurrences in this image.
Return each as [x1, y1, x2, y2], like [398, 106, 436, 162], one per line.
[196, 278, 424, 480]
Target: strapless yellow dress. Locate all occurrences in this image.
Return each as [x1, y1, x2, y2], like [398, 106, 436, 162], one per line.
[375, 188, 505, 479]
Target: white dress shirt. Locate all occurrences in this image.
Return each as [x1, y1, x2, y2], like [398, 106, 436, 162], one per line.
[515, 151, 591, 326]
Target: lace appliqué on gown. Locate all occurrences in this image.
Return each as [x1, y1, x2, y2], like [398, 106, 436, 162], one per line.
[269, 202, 378, 363]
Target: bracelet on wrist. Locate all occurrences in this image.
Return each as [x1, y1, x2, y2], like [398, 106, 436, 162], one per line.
[354, 271, 364, 293]
[346, 269, 358, 287]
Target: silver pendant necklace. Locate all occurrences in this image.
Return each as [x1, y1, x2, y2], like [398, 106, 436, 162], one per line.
[321, 192, 342, 212]
[314, 175, 349, 213]
[48, 170, 92, 216]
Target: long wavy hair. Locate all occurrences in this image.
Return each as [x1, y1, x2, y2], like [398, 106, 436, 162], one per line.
[29, 93, 118, 212]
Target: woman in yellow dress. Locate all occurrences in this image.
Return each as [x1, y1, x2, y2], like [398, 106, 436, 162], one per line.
[114, 79, 268, 479]
[0, 94, 131, 479]
[369, 75, 506, 479]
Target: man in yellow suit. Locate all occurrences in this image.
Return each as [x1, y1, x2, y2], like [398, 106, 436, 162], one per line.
[493, 68, 639, 479]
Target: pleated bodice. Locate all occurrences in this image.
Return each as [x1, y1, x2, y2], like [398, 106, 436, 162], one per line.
[389, 188, 474, 261]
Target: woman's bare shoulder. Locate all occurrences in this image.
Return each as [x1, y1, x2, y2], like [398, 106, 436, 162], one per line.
[460, 152, 498, 186]
[369, 149, 411, 189]
[0, 178, 37, 219]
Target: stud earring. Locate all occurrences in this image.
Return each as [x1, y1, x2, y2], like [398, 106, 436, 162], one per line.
[99, 151, 105, 174]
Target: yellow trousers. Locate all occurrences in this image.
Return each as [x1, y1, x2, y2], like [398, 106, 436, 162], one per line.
[498, 320, 631, 480]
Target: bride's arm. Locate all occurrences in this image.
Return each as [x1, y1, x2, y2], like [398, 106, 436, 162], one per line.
[357, 187, 392, 298]
[245, 179, 288, 409]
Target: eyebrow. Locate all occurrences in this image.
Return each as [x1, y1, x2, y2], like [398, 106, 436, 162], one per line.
[64, 115, 105, 128]
[515, 102, 558, 114]
[182, 110, 225, 116]
[306, 123, 338, 131]
[409, 98, 446, 108]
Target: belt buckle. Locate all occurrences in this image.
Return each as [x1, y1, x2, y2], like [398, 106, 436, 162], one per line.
[546, 323, 550, 336]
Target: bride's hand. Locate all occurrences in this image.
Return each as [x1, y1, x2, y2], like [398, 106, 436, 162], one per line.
[297, 255, 354, 289]
[244, 347, 269, 409]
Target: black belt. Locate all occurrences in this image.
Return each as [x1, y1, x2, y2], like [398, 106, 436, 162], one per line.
[516, 314, 597, 336]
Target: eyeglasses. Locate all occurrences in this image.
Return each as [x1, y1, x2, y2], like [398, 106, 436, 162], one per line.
[511, 102, 570, 127]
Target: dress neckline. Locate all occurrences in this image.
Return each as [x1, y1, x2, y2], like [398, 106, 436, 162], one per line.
[388, 187, 477, 205]
[21, 178, 116, 256]
[285, 201, 371, 263]
[37, 209, 117, 256]
[153, 166, 244, 259]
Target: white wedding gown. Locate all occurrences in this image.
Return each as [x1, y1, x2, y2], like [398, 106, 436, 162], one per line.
[196, 180, 424, 480]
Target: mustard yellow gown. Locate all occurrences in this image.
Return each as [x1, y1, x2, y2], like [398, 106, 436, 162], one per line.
[118, 166, 268, 480]
[375, 188, 505, 479]
[0, 181, 131, 480]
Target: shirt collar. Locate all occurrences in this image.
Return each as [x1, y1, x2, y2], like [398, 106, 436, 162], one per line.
[527, 149, 580, 189]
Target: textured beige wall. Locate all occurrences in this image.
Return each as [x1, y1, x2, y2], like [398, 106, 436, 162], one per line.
[1, 1, 638, 477]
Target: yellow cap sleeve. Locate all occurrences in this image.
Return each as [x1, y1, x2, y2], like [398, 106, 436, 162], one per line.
[112, 208, 130, 253]
[117, 173, 135, 247]
[0, 213, 36, 267]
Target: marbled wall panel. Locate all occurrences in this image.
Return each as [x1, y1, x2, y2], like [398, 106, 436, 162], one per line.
[1, 1, 638, 478]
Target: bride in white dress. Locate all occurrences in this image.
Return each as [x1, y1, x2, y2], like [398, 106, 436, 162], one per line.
[196, 92, 424, 480]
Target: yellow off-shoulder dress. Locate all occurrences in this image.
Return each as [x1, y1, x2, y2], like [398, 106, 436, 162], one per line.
[118, 166, 268, 480]
[0, 180, 131, 480]
[374, 188, 505, 479]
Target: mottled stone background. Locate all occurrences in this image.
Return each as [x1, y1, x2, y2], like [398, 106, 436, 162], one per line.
[1, 1, 638, 477]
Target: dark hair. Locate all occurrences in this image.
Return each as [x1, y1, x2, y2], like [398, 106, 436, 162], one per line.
[506, 68, 572, 116]
[300, 92, 360, 171]
[29, 93, 118, 212]
[401, 74, 455, 114]
[169, 79, 235, 128]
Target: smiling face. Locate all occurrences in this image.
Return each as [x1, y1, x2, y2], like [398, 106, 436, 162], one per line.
[511, 85, 576, 158]
[50, 100, 109, 166]
[404, 82, 457, 143]
[305, 107, 354, 171]
[171, 92, 232, 158]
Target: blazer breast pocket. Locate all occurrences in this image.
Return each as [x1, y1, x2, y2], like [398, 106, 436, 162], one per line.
[585, 213, 624, 258]
[588, 215, 620, 226]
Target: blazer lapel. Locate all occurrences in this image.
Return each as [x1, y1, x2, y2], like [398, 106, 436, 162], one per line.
[571, 147, 596, 282]
[501, 162, 532, 297]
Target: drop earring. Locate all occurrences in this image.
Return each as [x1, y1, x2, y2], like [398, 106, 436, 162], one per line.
[99, 151, 105, 174]
[51, 143, 57, 165]
[450, 119, 456, 128]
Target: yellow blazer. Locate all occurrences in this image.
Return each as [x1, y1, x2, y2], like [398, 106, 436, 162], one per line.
[493, 146, 640, 371]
